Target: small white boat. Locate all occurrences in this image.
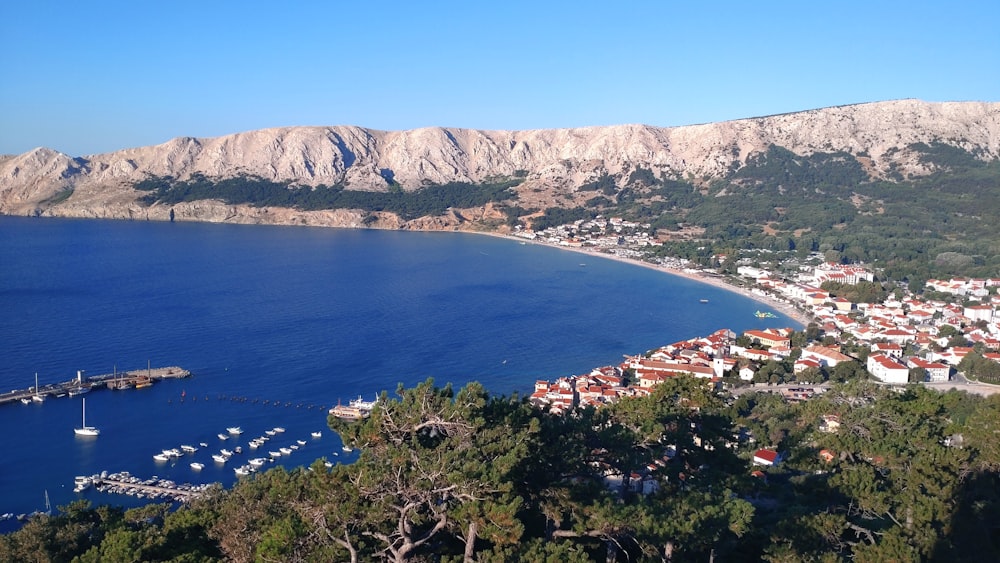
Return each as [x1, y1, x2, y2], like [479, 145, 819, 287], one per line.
[190, 462, 205, 471]
[342, 445, 353, 452]
[273, 427, 285, 433]
[218, 433, 229, 440]
[290, 444, 299, 450]
[296, 439, 306, 446]
[199, 442, 209, 448]
[212, 454, 229, 463]
[220, 448, 233, 456]
[269, 450, 282, 457]
[311, 431, 322, 438]
[234, 466, 250, 476]
[279, 447, 293, 455]
[234, 446, 243, 454]
[227, 426, 243, 435]
[265, 430, 276, 436]
[20, 397, 31, 405]
[248, 440, 260, 449]
[180, 445, 198, 453]
[32, 373, 46, 402]
[249, 458, 266, 467]
[153, 453, 170, 462]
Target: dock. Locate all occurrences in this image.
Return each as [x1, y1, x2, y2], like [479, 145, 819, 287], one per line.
[0, 366, 190, 406]
[84, 471, 213, 502]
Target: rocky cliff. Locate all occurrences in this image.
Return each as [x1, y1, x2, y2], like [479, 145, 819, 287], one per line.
[1, 99, 998, 229]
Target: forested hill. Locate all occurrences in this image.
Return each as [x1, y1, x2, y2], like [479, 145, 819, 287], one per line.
[2, 100, 999, 281]
[3, 376, 1000, 561]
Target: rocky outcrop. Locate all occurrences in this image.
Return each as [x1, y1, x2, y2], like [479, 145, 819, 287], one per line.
[1, 99, 997, 228]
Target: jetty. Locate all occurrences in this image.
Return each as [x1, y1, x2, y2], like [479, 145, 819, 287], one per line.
[0, 365, 190, 407]
[85, 471, 212, 502]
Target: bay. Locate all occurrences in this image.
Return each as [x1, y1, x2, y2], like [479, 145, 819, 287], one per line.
[0, 216, 793, 524]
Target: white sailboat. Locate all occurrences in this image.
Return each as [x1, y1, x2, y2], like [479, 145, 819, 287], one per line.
[74, 398, 100, 436]
[32, 372, 46, 402]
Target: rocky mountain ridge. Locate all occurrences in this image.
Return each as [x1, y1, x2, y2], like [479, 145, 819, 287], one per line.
[2, 99, 998, 229]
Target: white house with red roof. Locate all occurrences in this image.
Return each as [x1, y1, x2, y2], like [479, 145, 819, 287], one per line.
[752, 448, 781, 466]
[871, 342, 903, 358]
[867, 354, 910, 384]
[907, 357, 951, 382]
[800, 344, 854, 367]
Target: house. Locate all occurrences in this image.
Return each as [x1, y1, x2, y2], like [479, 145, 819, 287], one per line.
[800, 344, 854, 367]
[753, 448, 781, 466]
[907, 357, 951, 382]
[743, 329, 791, 348]
[867, 354, 910, 384]
[871, 342, 903, 359]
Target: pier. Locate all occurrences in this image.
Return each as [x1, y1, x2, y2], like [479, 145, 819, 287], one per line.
[84, 471, 213, 502]
[0, 366, 190, 406]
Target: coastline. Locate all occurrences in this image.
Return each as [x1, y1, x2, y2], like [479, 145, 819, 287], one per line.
[482, 232, 813, 329]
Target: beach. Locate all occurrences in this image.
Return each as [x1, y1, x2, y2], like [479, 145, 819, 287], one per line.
[497, 235, 813, 329]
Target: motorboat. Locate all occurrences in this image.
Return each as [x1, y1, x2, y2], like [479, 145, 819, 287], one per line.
[296, 439, 306, 446]
[218, 433, 229, 440]
[212, 454, 229, 463]
[227, 426, 243, 435]
[311, 431, 322, 438]
[190, 462, 205, 471]
[153, 453, 170, 462]
[180, 445, 198, 453]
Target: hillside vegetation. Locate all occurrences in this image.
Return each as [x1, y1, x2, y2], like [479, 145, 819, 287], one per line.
[3, 376, 999, 561]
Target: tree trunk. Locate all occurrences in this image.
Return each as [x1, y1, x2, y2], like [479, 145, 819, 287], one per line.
[464, 521, 478, 563]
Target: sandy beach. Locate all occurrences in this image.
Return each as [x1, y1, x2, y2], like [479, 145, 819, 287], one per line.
[487, 233, 813, 328]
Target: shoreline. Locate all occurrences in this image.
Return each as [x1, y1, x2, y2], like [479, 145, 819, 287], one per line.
[478, 232, 813, 329]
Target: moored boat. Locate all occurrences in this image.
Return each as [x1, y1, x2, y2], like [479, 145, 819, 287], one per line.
[74, 398, 100, 436]
[311, 431, 322, 438]
[190, 462, 205, 470]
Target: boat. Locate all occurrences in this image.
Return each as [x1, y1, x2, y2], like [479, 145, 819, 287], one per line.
[279, 447, 293, 455]
[220, 448, 233, 456]
[234, 466, 250, 476]
[311, 431, 322, 438]
[249, 458, 266, 467]
[754, 310, 778, 319]
[212, 454, 229, 463]
[32, 373, 46, 402]
[74, 398, 100, 436]
[73, 476, 92, 493]
[68, 385, 91, 397]
[265, 430, 276, 436]
[699, 299, 709, 303]
[153, 453, 170, 462]
[227, 426, 243, 435]
[268, 450, 282, 458]
[273, 427, 285, 433]
[218, 433, 229, 440]
[162, 448, 182, 458]
[190, 462, 205, 471]
[180, 445, 198, 453]
[20, 397, 31, 405]
[342, 445, 353, 452]
[296, 439, 306, 446]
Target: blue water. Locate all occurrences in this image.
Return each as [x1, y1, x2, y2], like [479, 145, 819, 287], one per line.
[0, 216, 794, 523]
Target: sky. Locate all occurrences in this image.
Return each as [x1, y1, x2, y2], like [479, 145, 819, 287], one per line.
[1, 1, 998, 157]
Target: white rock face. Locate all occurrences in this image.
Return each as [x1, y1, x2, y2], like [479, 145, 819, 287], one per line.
[1, 100, 998, 227]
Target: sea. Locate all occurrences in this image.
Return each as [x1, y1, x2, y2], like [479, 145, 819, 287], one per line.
[0, 216, 794, 527]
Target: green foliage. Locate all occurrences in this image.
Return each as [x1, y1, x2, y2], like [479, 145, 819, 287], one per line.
[134, 174, 522, 220]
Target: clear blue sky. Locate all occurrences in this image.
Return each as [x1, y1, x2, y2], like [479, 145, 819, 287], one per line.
[2, 1, 998, 156]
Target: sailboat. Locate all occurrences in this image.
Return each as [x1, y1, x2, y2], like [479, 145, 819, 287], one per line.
[74, 398, 100, 436]
[32, 372, 46, 402]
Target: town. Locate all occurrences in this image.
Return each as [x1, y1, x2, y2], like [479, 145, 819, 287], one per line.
[514, 216, 1000, 484]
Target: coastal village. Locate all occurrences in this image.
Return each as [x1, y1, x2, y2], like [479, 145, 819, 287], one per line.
[514, 216, 1000, 491]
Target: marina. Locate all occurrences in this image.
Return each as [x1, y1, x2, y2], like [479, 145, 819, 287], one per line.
[0, 366, 191, 407]
[81, 471, 211, 502]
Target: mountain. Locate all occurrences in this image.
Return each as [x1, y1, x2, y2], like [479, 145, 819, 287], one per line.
[1, 99, 998, 231]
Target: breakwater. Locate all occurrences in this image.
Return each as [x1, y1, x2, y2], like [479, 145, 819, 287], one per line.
[0, 366, 190, 406]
